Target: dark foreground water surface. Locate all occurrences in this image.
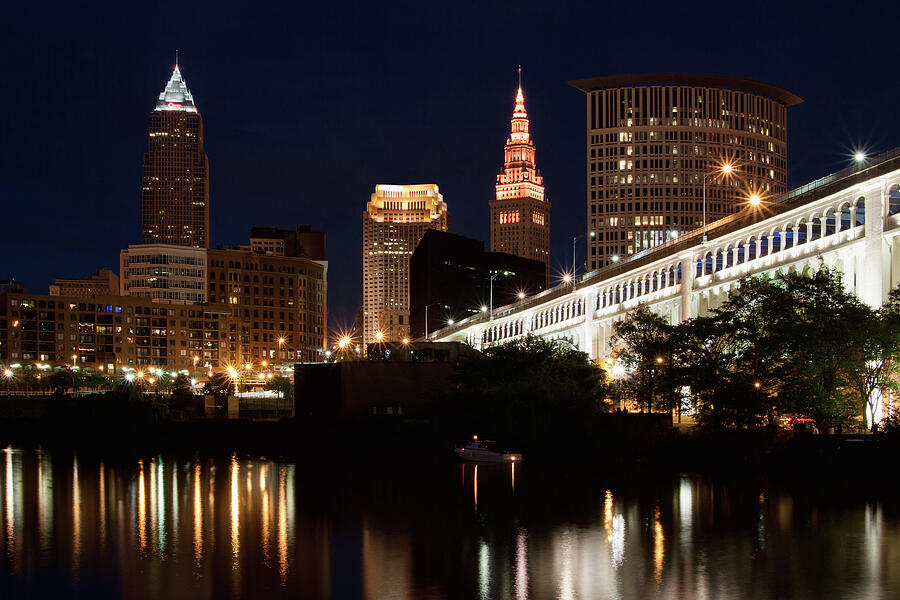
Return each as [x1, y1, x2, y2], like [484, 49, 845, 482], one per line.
[0, 447, 898, 599]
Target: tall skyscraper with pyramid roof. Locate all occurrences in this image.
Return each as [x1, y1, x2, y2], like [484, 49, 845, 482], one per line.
[490, 68, 550, 284]
[141, 63, 209, 247]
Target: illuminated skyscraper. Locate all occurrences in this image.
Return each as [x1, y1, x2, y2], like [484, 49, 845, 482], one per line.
[362, 184, 448, 346]
[569, 73, 802, 270]
[490, 70, 550, 284]
[141, 63, 209, 248]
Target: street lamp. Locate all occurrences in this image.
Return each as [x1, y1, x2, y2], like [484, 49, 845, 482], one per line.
[488, 271, 510, 321]
[748, 194, 761, 207]
[854, 151, 866, 164]
[572, 231, 596, 281]
[71, 354, 77, 368]
[702, 162, 735, 243]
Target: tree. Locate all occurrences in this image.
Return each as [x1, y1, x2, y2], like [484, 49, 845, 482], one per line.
[840, 287, 900, 431]
[441, 336, 609, 449]
[611, 306, 676, 413]
[203, 373, 232, 397]
[265, 375, 294, 401]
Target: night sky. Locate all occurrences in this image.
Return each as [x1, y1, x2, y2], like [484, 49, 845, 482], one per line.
[2, 1, 898, 330]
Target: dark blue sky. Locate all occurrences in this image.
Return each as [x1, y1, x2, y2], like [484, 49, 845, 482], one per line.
[1, 1, 897, 330]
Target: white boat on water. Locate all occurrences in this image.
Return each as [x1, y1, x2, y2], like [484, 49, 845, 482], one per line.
[454, 436, 522, 463]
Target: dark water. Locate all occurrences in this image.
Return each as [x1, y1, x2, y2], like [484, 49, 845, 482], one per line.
[0, 447, 898, 599]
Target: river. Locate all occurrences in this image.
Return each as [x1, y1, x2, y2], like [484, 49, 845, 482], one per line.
[0, 447, 897, 599]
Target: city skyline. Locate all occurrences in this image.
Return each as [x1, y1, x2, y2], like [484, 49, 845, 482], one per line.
[2, 2, 899, 331]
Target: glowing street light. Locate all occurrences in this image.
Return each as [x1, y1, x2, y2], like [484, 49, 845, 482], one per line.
[563, 273, 572, 284]
[71, 354, 77, 367]
[375, 331, 384, 342]
[854, 151, 866, 163]
[447, 319, 455, 326]
[402, 338, 410, 345]
[518, 291, 526, 300]
[3, 369, 12, 380]
[339, 336, 351, 349]
[193, 355, 199, 366]
[480, 306, 488, 313]
[702, 162, 736, 243]
[611, 255, 620, 263]
[748, 194, 761, 207]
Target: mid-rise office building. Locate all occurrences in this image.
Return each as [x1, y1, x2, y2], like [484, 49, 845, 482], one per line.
[142, 63, 210, 248]
[490, 73, 550, 284]
[120, 244, 207, 304]
[409, 229, 546, 339]
[362, 184, 448, 346]
[569, 73, 802, 270]
[49, 269, 119, 297]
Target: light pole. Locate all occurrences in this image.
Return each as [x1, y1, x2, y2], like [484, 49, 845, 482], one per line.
[702, 162, 734, 243]
[572, 231, 596, 282]
[487, 271, 511, 320]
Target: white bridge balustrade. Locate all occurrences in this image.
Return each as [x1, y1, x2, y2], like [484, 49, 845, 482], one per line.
[433, 148, 900, 370]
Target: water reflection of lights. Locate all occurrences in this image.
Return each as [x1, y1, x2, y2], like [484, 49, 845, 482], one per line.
[99, 462, 106, 544]
[557, 530, 575, 600]
[138, 460, 147, 551]
[473, 465, 479, 511]
[610, 515, 624, 567]
[603, 490, 613, 541]
[193, 461, 202, 566]
[261, 464, 270, 565]
[72, 457, 81, 579]
[679, 477, 693, 548]
[231, 454, 240, 569]
[157, 457, 166, 555]
[278, 465, 289, 584]
[5, 446, 20, 573]
[38, 450, 54, 553]
[515, 530, 528, 600]
[511, 461, 516, 493]
[171, 460, 178, 548]
[478, 539, 491, 600]
[653, 506, 664, 582]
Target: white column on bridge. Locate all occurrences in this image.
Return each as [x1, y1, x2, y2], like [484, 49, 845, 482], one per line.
[580, 290, 596, 358]
[862, 184, 886, 308]
[679, 252, 694, 323]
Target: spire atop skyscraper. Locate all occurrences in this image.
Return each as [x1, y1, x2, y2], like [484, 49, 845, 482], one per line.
[490, 70, 550, 284]
[155, 64, 197, 113]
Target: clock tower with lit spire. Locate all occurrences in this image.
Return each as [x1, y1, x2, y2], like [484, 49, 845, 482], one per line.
[490, 68, 550, 285]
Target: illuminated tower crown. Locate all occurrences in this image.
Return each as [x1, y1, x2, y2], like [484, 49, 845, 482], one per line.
[490, 67, 550, 285]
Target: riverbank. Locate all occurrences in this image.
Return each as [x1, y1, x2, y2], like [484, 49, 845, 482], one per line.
[2, 407, 898, 485]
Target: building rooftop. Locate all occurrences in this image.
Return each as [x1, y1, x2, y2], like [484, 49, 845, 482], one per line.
[568, 73, 803, 106]
[155, 65, 198, 113]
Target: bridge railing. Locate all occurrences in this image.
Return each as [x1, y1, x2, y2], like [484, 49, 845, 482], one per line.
[434, 147, 900, 339]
